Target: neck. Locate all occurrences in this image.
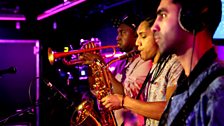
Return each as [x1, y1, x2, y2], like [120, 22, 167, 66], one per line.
[177, 31, 213, 76]
[153, 51, 161, 64]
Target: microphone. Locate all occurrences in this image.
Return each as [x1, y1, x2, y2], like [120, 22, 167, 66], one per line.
[0, 66, 17, 76]
[45, 81, 68, 101]
[44, 80, 75, 107]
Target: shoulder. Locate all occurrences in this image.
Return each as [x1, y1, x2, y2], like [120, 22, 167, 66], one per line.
[112, 59, 126, 74]
[132, 56, 152, 67]
[168, 54, 180, 65]
[205, 61, 224, 97]
[114, 59, 126, 66]
[201, 61, 224, 99]
[209, 60, 224, 72]
[165, 54, 183, 72]
[202, 76, 224, 120]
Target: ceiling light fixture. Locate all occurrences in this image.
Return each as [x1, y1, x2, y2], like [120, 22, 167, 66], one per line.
[37, 0, 86, 21]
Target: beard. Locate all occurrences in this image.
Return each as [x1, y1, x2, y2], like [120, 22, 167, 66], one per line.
[119, 46, 134, 53]
[119, 47, 125, 52]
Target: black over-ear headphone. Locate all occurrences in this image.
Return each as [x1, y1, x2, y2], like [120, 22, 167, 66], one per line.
[178, 1, 208, 33]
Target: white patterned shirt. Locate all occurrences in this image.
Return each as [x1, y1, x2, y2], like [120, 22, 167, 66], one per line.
[144, 55, 182, 126]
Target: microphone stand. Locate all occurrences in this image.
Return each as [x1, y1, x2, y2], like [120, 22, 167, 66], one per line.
[44, 81, 76, 109]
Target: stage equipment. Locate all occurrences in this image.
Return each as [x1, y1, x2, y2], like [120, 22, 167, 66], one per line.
[0, 39, 40, 126]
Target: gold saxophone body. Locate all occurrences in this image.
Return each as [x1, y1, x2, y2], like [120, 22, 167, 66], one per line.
[70, 50, 139, 126]
[70, 58, 117, 126]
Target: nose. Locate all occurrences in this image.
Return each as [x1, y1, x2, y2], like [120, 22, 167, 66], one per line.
[116, 34, 120, 41]
[151, 20, 160, 33]
[135, 37, 141, 47]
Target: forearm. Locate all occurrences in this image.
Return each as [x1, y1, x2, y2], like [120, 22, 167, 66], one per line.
[110, 75, 124, 95]
[123, 96, 167, 120]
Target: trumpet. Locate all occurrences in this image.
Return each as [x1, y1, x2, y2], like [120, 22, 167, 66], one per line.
[48, 45, 118, 65]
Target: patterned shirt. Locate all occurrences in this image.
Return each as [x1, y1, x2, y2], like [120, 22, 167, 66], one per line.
[113, 55, 152, 126]
[144, 54, 183, 126]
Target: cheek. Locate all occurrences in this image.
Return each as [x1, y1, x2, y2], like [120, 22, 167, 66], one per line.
[143, 39, 153, 53]
[142, 39, 150, 51]
[164, 23, 180, 43]
[121, 36, 128, 44]
[165, 31, 176, 42]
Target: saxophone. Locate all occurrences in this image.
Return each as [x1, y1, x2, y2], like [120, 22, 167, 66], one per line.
[71, 50, 139, 126]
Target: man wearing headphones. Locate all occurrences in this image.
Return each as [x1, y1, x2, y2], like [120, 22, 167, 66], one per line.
[152, 0, 224, 125]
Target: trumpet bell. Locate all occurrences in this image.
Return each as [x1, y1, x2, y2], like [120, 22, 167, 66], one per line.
[48, 48, 55, 65]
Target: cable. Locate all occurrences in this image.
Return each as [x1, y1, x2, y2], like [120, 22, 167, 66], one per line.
[28, 77, 41, 106]
[187, 29, 197, 98]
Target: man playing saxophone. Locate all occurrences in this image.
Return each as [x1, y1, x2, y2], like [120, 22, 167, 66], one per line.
[80, 14, 152, 125]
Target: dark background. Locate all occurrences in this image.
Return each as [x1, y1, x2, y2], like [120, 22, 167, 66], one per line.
[0, 0, 223, 125]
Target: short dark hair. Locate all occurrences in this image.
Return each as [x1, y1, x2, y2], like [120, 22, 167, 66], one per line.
[173, 0, 222, 36]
